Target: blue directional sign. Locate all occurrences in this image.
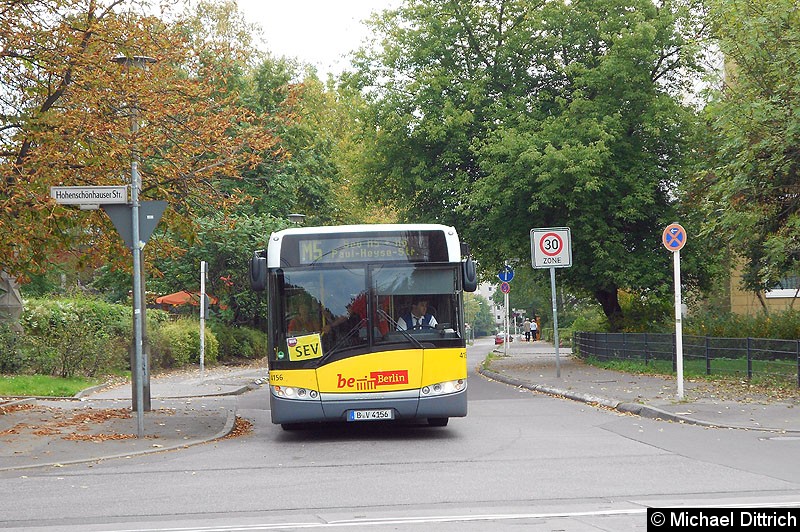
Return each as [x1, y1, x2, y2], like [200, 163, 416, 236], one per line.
[498, 266, 514, 283]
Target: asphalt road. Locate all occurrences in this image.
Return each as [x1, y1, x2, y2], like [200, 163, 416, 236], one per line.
[2, 337, 799, 531]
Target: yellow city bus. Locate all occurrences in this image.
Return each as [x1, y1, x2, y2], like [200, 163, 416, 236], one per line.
[249, 224, 478, 429]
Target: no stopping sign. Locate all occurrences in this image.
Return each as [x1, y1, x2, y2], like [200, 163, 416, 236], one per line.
[531, 227, 572, 269]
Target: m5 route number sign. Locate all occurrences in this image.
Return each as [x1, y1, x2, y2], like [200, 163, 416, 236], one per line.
[531, 227, 572, 269]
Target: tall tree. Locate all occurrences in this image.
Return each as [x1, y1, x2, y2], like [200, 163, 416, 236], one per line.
[350, 0, 711, 329]
[464, 292, 495, 336]
[702, 0, 800, 301]
[0, 0, 281, 281]
[238, 61, 354, 225]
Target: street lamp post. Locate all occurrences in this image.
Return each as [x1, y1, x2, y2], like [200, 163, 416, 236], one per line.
[111, 54, 156, 438]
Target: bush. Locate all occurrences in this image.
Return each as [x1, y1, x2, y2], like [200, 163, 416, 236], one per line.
[684, 309, 800, 339]
[7, 296, 267, 375]
[151, 319, 219, 368]
[20, 297, 133, 377]
[9, 296, 171, 377]
[0, 323, 23, 373]
[570, 311, 608, 333]
[209, 322, 267, 361]
[0, 295, 271, 375]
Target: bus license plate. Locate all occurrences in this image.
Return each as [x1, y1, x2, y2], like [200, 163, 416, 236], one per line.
[347, 409, 394, 422]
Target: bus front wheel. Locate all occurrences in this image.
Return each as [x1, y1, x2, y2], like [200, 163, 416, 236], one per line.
[427, 417, 449, 427]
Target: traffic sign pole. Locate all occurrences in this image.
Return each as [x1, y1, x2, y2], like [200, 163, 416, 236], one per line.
[504, 289, 509, 357]
[662, 223, 687, 400]
[497, 263, 515, 355]
[673, 250, 684, 399]
[550, 267, 561, 378]
[531, 227, 572, 378]
[131, 155, 145, 438]
[499, 262, 513, 356]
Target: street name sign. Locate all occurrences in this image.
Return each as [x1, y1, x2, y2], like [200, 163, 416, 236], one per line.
[51, 186, 128, 205]
[531, 227, 572, 269]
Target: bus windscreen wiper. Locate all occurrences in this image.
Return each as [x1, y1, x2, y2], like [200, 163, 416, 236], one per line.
[317, 318, 368, 363]
[377, 309, 423, 348]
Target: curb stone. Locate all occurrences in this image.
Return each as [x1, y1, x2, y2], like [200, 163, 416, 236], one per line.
[477, 367, 798, 433]
[0, 405, 238, 472]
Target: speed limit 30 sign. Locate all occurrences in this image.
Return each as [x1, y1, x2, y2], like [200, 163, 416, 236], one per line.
[531, 227, 572, 269]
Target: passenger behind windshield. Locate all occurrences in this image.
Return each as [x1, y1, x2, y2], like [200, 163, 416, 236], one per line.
[324, 292, 390, 340]
[396, 297, 438, 330]
[287, 296, 321, 335]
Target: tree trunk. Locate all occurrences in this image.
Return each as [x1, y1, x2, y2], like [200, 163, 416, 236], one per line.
[594, 287, 624, 332]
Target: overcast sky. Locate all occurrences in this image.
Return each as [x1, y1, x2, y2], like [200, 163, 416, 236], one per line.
[235, 0, 400, 76]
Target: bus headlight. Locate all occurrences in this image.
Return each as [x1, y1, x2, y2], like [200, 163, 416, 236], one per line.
[272, 385, 319, 400]
[420, 379, 466, 396]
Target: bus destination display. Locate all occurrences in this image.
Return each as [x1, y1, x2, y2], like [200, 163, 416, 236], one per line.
[296, 234, 442, 265]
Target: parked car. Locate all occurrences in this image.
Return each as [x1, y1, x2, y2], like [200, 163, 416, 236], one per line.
[495, 333, 513, 345]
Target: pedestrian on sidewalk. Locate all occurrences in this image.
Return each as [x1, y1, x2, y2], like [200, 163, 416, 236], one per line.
[531, 319, 538, 341]
[523, 318, 531, 342]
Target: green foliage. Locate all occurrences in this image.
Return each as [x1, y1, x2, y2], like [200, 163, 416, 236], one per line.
[570, 311, 609, 335]
[0, 323, 22, 373]
[20, 271, 64, 298]
[151, 319, 219, 368]
[5, 296, 267, 378]
[234, 56, 374, 226]
[701, 0, 800, 293]
[463, 293, 495, 337]
[352, 0, 713, 330]
[571, 304, 800, 339]
[88, 266, 134, 304]
[616, 291, 673, 333]
[149, 213, 284, 327]
[685, 309, 800, 340]
[20, 297, 134, 377]
[0, 0, 281, 282]
[209, 322, 267, 360]
[538, 327, 573, 348]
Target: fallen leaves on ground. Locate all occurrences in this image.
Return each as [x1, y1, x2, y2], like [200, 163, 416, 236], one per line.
[63, 433, 139, 442]
[223, 416, 253, 439]
[0, 403, 37, 415]
[1, 406, 144, 442]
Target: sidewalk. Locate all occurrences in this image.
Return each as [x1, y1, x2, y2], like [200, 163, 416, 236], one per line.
[0, 364, 268, 472]
[4, 342, 800, 473]
[480, 339, 800, 433]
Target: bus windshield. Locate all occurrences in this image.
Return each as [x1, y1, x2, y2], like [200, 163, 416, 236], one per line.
[273, 264, 463, 366]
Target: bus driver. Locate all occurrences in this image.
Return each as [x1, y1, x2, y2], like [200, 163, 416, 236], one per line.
[397, 298, 438, 330]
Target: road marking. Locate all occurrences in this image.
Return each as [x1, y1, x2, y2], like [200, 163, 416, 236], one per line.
[103, 501, 800, 531]
[106, 508, 648, 531]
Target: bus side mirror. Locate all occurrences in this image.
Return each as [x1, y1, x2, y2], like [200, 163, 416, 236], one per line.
[462, 258, 478, 292]
[249, 251, 267, 292]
